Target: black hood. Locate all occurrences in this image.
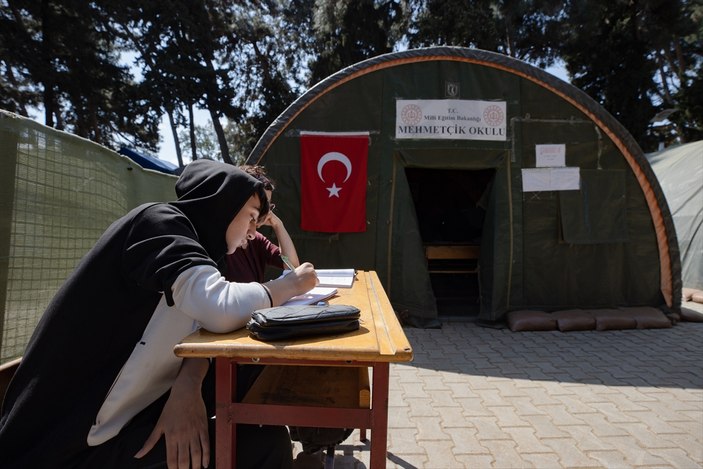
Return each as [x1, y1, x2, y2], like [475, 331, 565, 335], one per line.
[171, 160, 269, 262]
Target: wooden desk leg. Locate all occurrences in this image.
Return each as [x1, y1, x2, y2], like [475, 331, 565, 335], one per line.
[370, 362, 390, 469]
[216, 358, 237, 469]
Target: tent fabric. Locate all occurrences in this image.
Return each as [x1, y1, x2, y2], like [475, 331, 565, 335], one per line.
[647, 141, 703, 290]
[118, 146, 180, 175]
[0, 111, 177, 364]
[246, 47, 680, 327]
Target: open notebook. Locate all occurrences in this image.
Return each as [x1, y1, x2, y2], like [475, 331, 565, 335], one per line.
[317, 269, 356, 288]
[282, 287, 338, 306]
[281, 268, 356, 288]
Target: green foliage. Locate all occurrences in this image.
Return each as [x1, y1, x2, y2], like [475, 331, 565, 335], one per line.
[408, 0, 701, 150]
[555, 0, 702, 150]
[0, 1, 41, 114]
[306, 0, 409, 84]
[1, 0, 699, 160]
[177, 121, 227, 163]
[409, 0, 563, 66]
[0, 0, 161, 150]
[669, 1, 703, 143]
[224, 118, 259, 166]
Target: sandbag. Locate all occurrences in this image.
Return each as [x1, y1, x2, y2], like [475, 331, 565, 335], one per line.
[618, 306, 672, 329]
[552, 309, 596, 332]
[507, 310, 557, 331]
[592, 309, 637, 331]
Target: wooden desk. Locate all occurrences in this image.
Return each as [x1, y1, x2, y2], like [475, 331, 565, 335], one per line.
[174, 271, 413, 468]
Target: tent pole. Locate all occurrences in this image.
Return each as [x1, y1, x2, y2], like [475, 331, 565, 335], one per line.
[506, 124, 517, 311]
[386, 156, 398, 293]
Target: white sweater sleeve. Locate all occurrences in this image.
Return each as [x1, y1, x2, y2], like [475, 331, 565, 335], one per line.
[170, 264, 270, 333]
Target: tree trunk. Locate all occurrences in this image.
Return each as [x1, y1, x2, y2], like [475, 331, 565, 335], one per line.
[203, 58, 232, 164]
[209, 109, 232, 165]
[167, 107, 185, 168]
[188, 103, 197, 161]
[40, 0, 55, 128]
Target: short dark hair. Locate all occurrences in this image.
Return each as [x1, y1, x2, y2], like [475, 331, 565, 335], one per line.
[253, 183, 270, 223]
[239, 165, 275, 191]
[239, 165, 272, 223]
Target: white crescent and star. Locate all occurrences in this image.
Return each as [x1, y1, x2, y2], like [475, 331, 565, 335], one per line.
[317, 151, 352, 198]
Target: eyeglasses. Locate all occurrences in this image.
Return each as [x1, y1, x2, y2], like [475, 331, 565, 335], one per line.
[264, 183, 275, 191]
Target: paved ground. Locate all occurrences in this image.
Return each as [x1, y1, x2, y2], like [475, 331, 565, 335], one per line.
[294, 304, 703, 468]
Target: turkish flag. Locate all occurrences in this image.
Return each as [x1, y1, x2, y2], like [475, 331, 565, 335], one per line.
[300, 132, 368, 232]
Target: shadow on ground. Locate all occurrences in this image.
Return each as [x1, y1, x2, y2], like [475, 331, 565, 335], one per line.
[402, 320, 703, 389]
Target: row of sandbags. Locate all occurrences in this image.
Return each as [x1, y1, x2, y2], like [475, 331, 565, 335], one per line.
[506, 306, 688, 332]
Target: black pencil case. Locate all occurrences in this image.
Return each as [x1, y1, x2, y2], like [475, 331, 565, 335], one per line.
[246, 304, 360, 341]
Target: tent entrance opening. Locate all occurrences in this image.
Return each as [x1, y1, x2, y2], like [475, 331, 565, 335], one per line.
[406, 167, 495, 316]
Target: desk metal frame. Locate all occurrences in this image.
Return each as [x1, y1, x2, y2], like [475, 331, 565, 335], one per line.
[216, 357, 389, 468]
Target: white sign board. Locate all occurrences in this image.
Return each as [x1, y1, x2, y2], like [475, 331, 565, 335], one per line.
[396, 99, 507, 141]
[522, 167, 580, 192]
[551, 167, 580, 191]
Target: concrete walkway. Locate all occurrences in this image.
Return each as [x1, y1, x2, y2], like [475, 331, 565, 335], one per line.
[295, 313, 703, 468]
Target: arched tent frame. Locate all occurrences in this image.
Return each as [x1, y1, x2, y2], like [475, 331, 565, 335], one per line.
[248, 47, 680, 327]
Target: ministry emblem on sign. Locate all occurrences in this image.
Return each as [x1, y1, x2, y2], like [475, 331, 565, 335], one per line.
[400, 104, 422, 125]
[483, 105, 505, 127]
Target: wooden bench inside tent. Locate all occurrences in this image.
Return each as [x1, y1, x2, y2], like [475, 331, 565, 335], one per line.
[424, 244, 480, 274]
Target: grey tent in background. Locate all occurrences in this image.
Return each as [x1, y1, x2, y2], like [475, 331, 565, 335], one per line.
[247, 47, 681, 328]
[647, 141, 703, 291]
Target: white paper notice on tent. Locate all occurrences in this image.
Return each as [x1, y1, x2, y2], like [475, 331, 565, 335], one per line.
[551, 167, 580, 190]
[535, 144, 566, 167]
[522, 167, 580, 192]
[282, 287, 338, 306]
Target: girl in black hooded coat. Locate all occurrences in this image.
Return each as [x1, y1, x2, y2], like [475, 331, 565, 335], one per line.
[0, 160, 318, 468]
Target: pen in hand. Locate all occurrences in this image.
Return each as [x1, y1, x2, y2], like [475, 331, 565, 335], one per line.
[281, 255, 296, 272]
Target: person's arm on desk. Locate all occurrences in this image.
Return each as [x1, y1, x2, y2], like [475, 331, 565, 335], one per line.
[132, 264, 317, 466]
[135, 357, 210, 468]
[133, 264, 317, 467]
[169, 262, 317, 333]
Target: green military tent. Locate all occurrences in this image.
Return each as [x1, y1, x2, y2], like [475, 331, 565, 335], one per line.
[246, 47, 681, 328]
